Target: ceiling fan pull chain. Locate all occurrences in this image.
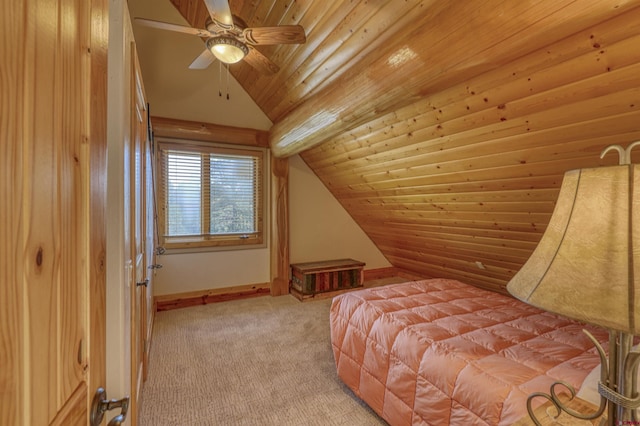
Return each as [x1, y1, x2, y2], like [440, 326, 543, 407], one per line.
[226, 64, 230, 100]
[218, 61, 223, 97]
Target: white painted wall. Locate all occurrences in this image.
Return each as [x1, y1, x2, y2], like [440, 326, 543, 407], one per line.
[127, 0, 272, 130]
[289, 155, 391, 269]
[153, 249, 271, 295]
[126, 0, 389, 298]
[152, 152, 392, 298]
[153, 153, 391, 296]
[127, 0, 274, 297]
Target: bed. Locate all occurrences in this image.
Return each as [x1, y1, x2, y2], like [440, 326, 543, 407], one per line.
[329, 278, 609, 425]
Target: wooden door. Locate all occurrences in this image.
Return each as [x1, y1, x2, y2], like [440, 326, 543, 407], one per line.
[129, 43, 151, 425]
[1, 0, 109, 424]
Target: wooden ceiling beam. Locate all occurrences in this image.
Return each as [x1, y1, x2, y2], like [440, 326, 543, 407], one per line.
[150, 116, 269, 147]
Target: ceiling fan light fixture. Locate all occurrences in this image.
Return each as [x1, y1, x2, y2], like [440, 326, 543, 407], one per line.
[207, 36, 248, 64]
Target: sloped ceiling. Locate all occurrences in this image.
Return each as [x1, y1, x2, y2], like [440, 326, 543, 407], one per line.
[131, 0, 640, 293]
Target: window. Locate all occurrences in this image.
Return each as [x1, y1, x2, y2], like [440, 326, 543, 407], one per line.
[157, 140, 265, 250]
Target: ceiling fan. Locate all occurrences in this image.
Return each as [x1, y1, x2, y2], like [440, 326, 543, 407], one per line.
[135, 0, 306, 75]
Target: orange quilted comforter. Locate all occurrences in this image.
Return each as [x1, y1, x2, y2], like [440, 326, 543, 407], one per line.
[329, 279, 608, 425]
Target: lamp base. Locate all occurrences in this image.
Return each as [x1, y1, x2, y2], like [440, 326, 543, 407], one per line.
[516, 393, 605, 425]
[526, 330, 639, 426]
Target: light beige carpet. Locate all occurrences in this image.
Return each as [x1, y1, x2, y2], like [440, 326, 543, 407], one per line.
[139, 294, 387, 425]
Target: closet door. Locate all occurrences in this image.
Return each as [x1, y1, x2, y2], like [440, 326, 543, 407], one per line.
[129, 43, 151, 426]
[144, 110, 157, 382]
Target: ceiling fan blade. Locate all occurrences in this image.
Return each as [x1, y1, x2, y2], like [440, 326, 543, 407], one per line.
[134, 18, 211, 38]
[243, 47, 280, 75]
[188, 49, 215, 70]
[243, 25, 306, 45]
[203, 0, 234, 28]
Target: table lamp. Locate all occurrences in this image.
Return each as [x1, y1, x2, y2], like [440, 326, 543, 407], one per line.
[507, 142, 640, 425]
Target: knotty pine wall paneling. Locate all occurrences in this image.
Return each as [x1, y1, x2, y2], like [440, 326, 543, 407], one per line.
[301, 7, 640, 294]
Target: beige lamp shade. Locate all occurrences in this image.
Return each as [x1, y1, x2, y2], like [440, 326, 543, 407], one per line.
[507, 164, 640, 334]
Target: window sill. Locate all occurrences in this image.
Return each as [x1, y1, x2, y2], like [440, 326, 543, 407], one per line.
[161, 235, 266, 254]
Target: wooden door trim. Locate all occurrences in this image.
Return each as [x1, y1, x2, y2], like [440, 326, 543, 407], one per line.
[270, 156, 290, 296]
[89, 1, 109, 423]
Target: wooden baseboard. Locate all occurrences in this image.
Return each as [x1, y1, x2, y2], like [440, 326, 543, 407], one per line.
[155, 270, 428, 310]
[363, 267, 398, 280]
[155, 283, 271, 311]
[396, 268, 430, 280]
[363, 267, 428, 281]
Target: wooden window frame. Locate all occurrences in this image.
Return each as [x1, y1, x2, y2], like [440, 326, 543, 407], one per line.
[156, 138, 266, 251]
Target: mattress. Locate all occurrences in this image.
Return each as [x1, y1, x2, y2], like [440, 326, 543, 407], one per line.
[329, 278, 609, 425]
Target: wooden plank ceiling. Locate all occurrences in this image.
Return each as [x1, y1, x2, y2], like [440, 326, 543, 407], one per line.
[169, 0, 640, 293]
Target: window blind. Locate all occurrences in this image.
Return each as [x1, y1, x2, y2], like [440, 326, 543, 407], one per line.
[158, 143, 262, 242]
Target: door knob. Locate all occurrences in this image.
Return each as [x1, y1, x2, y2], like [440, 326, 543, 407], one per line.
[136, 278, 149, 287]
[90, 387, 130, 426]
